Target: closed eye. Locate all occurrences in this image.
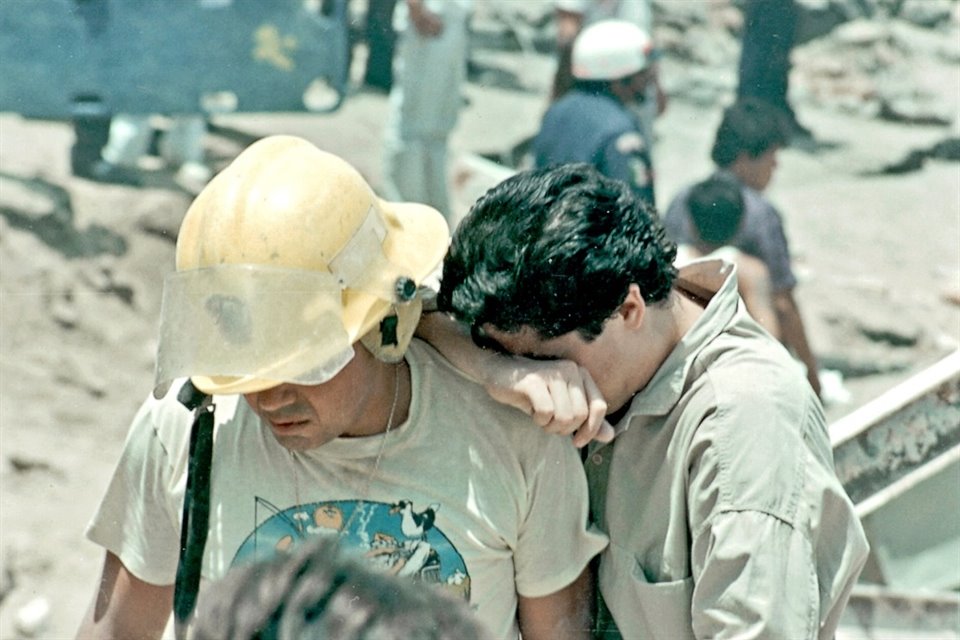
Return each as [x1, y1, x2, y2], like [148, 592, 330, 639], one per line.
[470, 324, 509, 354]
[522, 352, 560, 362]
[471, 325, 562, 362]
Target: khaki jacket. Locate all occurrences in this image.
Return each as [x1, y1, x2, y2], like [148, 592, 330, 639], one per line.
[588, 260, 868, 639]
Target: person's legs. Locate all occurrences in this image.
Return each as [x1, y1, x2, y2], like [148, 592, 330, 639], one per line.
[160, 115, 211, 191]
[383, 132, 429, 203]
[383, 130, 452, 221]
[101, 114, 152, 167]
[736, 0, 798, 120]
[363, 0, 399, 91]
[381, 1, 468, 220]
[423, 136, 451, 219]
[159, 115, 206, 167]
[71, 120, 111, 178]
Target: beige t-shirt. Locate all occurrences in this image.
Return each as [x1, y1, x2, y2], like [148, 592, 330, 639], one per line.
[87, 340, 607, 639]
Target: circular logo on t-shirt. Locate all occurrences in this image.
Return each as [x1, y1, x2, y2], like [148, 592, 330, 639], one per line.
[233, 498, 471, 601]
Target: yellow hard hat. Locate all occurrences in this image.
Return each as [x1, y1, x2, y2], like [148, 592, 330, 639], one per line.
[155, 135, 449, 395]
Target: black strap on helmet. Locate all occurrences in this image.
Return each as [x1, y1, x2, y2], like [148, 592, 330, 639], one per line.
[173, 380, 214, 639]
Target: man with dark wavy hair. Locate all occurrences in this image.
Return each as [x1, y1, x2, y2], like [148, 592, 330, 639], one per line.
[435, 163, 868, 638]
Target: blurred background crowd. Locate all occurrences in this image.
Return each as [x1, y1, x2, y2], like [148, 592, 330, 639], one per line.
[0, 0, 958, 637]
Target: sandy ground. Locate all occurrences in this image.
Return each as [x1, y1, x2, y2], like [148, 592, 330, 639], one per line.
[1, 28, 959, 640]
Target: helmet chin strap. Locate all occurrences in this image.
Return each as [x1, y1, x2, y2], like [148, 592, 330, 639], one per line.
[380, 314, 399, 347]
[361, 299, 424, 364]
[172, 380, 214, 639]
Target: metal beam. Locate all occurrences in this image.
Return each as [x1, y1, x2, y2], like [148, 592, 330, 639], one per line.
[830, 350, 960, 512]
[838, 584, 960, 640]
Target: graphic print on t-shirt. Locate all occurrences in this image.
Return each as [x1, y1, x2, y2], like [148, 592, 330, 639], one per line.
[233, 498, 471, 601]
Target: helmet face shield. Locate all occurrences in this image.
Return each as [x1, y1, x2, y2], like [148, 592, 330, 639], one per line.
[155, 265, 354, 393]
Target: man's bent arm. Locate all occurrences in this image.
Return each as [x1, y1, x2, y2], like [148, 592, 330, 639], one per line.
[773, 289, 821, 397]
[517, 567, 594, 640]
[416, 313, 612, 445]
[77, 551, 173, 640]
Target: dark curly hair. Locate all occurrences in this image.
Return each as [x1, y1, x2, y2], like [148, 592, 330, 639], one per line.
[190, 537, 491, 640]
[710, 98, 790, 167]
[438, 163, 677, 341]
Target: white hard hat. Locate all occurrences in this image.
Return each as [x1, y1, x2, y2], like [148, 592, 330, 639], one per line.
[156, 135, 449, 395]
[572, 20, 653, 81]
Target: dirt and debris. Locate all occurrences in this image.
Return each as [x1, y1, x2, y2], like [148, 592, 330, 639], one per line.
[1, 1, 958, 637]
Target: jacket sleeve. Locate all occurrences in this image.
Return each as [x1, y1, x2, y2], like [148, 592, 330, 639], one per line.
[690, 509, 820, 638]
[686, 394, 868, 639]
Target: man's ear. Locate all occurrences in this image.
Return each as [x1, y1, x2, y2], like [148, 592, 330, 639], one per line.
[618, 284, 646, 329]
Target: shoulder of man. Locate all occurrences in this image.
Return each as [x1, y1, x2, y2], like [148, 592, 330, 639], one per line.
[696, 330, 815, 431]
[407, 339, 586, 454]
[557, 91, 634, 130]
[740, 184, 784, 222]
[686, 334, 825, 462]
[137, 381, 245, 454]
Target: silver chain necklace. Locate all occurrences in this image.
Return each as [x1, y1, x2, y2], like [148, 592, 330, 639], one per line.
[289, 361, 404, 537]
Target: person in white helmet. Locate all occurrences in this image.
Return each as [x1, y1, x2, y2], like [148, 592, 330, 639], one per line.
[75, 136, 607, 640]
[550, 0, 667, 153]
[533, 19, 657, 210]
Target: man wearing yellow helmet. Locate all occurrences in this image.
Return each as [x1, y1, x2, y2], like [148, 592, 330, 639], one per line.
[76, 136, 607, 640]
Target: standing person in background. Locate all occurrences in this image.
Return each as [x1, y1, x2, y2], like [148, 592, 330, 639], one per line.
[381, 0, 472, 223]
[361, 0, 400, 92]
[74, 113, 211, 191]
[551, 0, 667, 154]
[534, 19, 657, 210]
[737, 0, 812, 140]
[663, 98, 822, 395]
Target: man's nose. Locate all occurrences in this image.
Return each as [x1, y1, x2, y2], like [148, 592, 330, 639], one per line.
[248, 384, 297, 412]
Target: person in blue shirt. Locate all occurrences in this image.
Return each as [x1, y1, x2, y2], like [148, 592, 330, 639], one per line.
[533, 20, 656, 210]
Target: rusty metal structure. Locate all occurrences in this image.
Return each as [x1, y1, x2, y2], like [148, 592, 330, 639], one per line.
[832, 350, 960, 638]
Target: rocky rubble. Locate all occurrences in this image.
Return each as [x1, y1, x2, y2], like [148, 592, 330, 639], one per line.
[473, 0, 960, 149]
[0, 1, 958, 637]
